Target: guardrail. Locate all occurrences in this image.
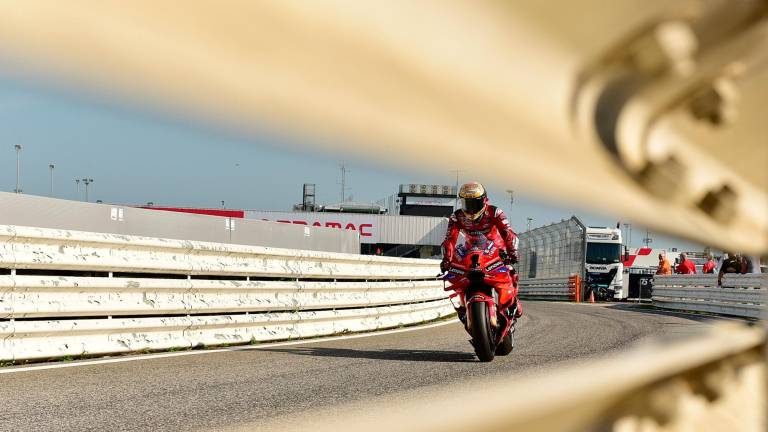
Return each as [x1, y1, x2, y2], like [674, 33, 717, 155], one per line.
[518, 276, 576, 301]
[653, 274, 767, 319]
[0, 225, 452, 361]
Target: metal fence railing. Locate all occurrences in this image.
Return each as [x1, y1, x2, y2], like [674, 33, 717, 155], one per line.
[518, 276, 579, 301]
[653, 274, 767, 319]
[517, 216, 585, 280]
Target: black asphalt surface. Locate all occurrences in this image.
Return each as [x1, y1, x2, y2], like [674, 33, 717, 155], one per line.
[0, 302, 722, 432]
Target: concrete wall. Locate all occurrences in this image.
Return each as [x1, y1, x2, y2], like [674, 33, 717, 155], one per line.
[0, 192, 359, 253]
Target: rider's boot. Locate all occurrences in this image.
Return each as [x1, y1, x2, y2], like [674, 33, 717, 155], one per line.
[457, 306, 467, 326]
[514, 299, 523, 319]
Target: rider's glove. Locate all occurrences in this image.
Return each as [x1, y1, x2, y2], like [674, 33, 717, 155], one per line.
[504, 252, 519, 265]
[440, 258, 451, 273]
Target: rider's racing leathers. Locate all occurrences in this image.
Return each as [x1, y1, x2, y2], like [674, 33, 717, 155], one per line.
[441, 205, 523, 318]
[441, 205, 519, 264]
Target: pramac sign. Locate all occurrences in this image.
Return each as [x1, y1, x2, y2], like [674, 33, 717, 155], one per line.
[246, 211, 380, 243]
[275, 219, 374, 237]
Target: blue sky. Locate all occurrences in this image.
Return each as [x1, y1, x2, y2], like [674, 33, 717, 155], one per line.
[0, 69, 698, 250]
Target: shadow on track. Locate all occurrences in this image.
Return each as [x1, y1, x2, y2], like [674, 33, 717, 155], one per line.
[260, 347, 477, 363]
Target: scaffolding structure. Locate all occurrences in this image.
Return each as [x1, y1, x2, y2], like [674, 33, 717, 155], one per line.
[517, 216, 586, 280]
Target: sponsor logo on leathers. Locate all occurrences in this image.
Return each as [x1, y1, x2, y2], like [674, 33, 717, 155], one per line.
[485, 261, 504, 272]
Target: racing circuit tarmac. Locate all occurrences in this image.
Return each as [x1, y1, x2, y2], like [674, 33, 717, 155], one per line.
[0, 301, 727, 432]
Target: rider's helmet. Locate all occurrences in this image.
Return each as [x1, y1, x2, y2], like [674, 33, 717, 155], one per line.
[458, 182, 488, 221]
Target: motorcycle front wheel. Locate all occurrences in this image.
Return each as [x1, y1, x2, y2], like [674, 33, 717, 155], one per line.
[470, 301, 495, 362]
[495, 325, 514, 356]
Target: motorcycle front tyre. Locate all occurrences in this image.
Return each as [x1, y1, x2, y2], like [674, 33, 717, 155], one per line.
[470, 301, 495, 362]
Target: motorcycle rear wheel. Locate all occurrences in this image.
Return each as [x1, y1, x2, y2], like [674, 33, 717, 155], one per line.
[470, 302, 495, 362]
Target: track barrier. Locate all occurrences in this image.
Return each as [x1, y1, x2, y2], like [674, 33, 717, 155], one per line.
[0, 225, 452, 361]
[518, 275, 581, 302]
[569, 274, 581, 302]
[653, 274, 767, 319]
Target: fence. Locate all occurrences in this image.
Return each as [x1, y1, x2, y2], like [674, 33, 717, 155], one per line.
[0, 225, 452, 361]
[517, 216, 586, 281]
[653, 274, 767, 319]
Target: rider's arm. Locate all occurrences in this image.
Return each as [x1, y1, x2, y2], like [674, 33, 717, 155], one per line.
[441, 213, 461, 262]
[492, 207, 519, 255]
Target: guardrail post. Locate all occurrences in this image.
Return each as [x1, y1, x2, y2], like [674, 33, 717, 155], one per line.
[568, 274, 582, 303]
[578, 275, 583, 302]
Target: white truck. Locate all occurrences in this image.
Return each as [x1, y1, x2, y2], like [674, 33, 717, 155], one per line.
[584, 226, 625, 300]
[517, 219, 630, 301]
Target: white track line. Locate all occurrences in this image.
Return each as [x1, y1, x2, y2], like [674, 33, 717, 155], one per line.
[0, 319, 458, 375]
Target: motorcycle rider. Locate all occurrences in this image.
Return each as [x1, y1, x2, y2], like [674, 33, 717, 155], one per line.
[441, 181, 523, 320]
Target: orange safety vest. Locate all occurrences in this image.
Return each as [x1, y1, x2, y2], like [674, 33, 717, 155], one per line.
[656, 259, 672, 275]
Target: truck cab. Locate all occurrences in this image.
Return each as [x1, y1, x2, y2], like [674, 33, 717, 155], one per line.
[584, 227, 624, 300]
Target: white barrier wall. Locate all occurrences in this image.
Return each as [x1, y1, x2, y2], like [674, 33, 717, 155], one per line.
[0, 225, 452, 361]
[0, 192, 360, 253]
[0, 225, 437, 279]
[1, 302, 450, 361]
[653, 274, 767, 319]
[0, 277, 446, 318]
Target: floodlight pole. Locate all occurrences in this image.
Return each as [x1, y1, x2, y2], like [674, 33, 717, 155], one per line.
[48, 164, 55, 196]
[14, 144, 22, 193]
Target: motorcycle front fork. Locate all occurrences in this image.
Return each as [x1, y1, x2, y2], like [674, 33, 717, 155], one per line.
[488, 303, 498, 328]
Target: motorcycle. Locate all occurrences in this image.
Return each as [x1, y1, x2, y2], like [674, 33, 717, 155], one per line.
[440, 238, 519, 362]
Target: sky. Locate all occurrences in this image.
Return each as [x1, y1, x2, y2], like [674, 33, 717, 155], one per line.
[0, 68, 700, 250]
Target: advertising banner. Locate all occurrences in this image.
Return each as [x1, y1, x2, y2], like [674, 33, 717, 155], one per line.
[247, 211, 379, 243]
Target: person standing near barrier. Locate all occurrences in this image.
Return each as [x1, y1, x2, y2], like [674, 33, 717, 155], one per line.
[718, 252, 744, 285]
[702, 255, 716, 274]
[656, 253, 672, 275]
[675, 253, 696, 274]
[744, 255, 761, 274]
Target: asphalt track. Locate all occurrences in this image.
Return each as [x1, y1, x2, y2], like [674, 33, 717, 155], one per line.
[0, 301, 724, 432]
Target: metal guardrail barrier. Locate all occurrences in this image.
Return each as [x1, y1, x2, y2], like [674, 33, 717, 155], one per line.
[0, 225, 452, 361]
[653, 274, 768, 319]
[0, 225, 438, 279]
[0, 277, 446, 319]
[518, 277, 574, 301]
